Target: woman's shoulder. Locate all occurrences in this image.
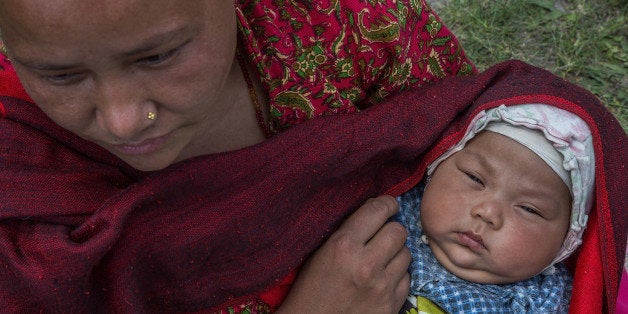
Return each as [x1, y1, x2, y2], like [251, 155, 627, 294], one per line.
[236, 0, 474, 129]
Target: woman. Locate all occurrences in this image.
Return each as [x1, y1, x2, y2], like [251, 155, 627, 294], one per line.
[0, 0, 473, 312]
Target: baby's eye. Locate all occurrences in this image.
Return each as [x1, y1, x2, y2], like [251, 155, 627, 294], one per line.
[136, 48, 180, 66]
[519, 205, 542, 217]
[465, 172, 484, 186]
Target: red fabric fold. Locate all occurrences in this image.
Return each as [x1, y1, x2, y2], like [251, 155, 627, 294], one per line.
[569, 213, 604, 313]
[0, 60, 625, 312]
[0, 58, 31, 117]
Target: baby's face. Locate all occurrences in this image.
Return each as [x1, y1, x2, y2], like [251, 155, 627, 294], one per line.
[420, 131, 571, 284]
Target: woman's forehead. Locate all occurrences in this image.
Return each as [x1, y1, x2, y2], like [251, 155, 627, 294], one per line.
[0, 0, 214, 56]
[1, 0, 136, 22]
[0, 0, 207, 37]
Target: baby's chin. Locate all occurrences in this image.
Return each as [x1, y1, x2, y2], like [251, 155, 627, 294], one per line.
[431, 245, 540, 284]
[446, 266, 527, 284]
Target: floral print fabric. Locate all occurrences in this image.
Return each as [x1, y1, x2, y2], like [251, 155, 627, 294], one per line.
[236, 0, 475, 131]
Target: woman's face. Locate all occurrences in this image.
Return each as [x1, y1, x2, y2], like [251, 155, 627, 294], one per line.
[420, 131, 571, 284]
[0, 0, 239, 171]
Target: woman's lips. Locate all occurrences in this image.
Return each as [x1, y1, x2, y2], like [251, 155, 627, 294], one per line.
[113, 134, 169, 156]
[458, 231, 486, 252]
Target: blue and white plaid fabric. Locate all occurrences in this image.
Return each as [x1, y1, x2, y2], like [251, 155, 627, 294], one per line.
[394, 183, 572, 313]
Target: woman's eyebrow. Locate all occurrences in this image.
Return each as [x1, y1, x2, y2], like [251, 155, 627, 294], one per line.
[11, 57, 79, 71]
[121, 26, 191, 57]
[11, 26, 192, 71]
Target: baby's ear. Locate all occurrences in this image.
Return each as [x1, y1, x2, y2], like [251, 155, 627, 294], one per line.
[420, 234, 429, 245]
[541, 265, 557, 276]
[424, 175, 432, 186]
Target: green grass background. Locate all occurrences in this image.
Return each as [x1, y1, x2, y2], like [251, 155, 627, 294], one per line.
[431, 0, 627, 131]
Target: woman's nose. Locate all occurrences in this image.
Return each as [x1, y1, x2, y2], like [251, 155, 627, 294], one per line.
[94, 78, 155, 141]
[470, 199, 504, 229]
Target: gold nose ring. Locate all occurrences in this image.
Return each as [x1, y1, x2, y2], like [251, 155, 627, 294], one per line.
[147, 112, 156, 120]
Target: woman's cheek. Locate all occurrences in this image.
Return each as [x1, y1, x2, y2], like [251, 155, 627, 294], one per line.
[26, 83, 93, 132]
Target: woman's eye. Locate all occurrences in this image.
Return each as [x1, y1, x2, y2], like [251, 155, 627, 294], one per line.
[465, 172, 484, 186]
[42, 73, 82, 85]
[136, 48, 179, 66]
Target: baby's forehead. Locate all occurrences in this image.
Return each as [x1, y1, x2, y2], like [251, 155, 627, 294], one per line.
[460, 130, 534, 154]
[456, 131, 572, 205]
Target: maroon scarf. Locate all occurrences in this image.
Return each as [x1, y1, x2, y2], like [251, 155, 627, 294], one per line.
[0, 60, 625, 313]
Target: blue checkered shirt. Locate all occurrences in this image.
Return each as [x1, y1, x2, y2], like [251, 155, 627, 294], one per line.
[394, 184, 572, 313]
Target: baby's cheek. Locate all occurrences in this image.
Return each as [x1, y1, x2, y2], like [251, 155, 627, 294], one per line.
[501, 227, 556, 269]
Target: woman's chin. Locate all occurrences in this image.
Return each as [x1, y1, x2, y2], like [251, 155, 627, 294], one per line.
[114, 152, 179, 172]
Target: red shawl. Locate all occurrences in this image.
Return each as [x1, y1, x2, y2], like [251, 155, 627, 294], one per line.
[0, 60, 625, 313]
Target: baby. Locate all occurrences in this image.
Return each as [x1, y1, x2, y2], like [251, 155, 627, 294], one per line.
[395, 104, 595, 313]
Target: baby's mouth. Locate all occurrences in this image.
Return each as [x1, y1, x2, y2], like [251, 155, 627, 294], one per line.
[458, 231, 487, 252]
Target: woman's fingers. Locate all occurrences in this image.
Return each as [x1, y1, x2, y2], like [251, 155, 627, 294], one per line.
[365, 220, 408, 266]
[338, 195, 400, 243]
[373, 222, 411, 309]
[278, 195, 410, 313]
[395, 272, 411, 310]
[389, 244, 411, 309]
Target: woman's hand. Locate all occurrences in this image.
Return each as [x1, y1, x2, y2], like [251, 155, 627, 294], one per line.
[278, 195, 411, 313]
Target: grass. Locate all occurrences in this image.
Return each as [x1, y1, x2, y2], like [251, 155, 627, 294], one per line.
[430, 0, 628, 131]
